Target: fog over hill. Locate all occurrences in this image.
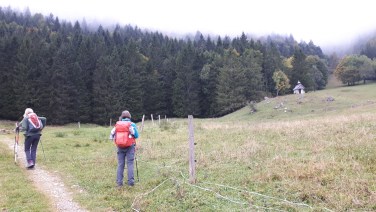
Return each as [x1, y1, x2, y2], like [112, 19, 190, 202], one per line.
[2, 0, 376, 57]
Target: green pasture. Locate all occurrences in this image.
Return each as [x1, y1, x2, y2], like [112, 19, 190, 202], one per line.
[0, 140, 52, 211]
[1, 83, 376, 211]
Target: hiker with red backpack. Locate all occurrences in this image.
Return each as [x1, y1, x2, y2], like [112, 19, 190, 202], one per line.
[17, 108, 45, 169]
[109, 110, 139, 187]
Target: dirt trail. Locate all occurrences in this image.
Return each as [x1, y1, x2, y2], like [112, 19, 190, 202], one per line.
[1, 136, 88, 212]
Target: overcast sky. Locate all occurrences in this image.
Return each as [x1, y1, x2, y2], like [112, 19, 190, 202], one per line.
[1, 0, 376, 48]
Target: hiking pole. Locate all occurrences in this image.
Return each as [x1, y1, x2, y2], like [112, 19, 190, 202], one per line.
[14, 117, 24, 164]
[40, 138, 46, 161]
[135, 150, 139, 182]
[14, 123, 20, 164]
[39, 117, 47, 161]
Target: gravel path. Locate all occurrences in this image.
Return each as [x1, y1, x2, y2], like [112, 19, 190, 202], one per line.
[1, 137, 88, 212]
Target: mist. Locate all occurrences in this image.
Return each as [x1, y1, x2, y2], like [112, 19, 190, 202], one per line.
[2, 1, 376, 58]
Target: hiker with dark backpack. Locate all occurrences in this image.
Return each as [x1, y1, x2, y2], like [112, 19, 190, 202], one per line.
[17, 108, 45, 169]
[109, 110, 139, 188]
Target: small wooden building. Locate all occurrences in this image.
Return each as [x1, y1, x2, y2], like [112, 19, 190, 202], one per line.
[293, 81, 305, 94]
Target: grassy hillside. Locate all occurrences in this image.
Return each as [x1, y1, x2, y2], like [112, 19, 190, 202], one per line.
[224, 82, 376, 122]
[1, 83, 376, 211]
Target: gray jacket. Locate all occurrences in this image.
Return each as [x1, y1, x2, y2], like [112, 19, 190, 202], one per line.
[20, 116, 46, 136]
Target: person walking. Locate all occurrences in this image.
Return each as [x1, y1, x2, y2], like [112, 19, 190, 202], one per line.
[109, 110, 139, 187]
[18, 108, 44, 169]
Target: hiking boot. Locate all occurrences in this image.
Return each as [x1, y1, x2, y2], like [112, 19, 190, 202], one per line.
[27, 166, 35, 170]
[26, 160, 34, 168]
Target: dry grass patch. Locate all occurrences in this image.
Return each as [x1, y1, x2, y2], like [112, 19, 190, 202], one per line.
[193, 110, 376, 210]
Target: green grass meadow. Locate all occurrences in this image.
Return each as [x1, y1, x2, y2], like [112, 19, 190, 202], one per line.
[1, 83, 376, 211]
[0, 137, 52, 211]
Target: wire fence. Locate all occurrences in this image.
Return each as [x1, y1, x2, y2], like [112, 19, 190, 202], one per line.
[129, 117, 336, 211]
[130, 158, 334, 212]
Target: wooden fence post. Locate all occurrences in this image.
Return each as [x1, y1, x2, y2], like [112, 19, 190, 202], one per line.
[188, 115, 196, 184]
[158, 115, 161, 125]
[151, 114, 154, 126]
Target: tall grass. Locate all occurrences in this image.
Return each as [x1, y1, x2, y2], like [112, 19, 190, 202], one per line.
[1, 83, 376, 211]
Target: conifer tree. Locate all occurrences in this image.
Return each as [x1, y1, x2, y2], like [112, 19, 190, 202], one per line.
[0, 35, 19, 119]
[199, 52, 221, 116]
[242, 48, 264, 100]
[76, 36, 97, 123]
[291, 46, 309, 89]
[120, 38, 145, 120]
[216, 48, 248, 115]
[172, 42, 201, 117]
[261, 42, 282, 94]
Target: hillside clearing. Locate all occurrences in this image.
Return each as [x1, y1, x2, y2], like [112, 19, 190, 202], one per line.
[1, 83, 376, 211]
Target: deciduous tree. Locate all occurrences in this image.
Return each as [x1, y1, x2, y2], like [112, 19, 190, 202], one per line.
[272, 70, 290, 96]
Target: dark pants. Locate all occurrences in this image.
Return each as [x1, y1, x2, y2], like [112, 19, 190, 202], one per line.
[117, 144, 135, 186]
[24, 134, 40, 164]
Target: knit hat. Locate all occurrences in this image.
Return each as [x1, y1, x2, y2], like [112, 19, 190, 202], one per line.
[121, 110, 131, 119]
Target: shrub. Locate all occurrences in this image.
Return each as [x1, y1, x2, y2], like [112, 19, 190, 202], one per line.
[55, 132, 67, 138]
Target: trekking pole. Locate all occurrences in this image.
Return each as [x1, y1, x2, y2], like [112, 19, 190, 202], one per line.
[14, 123, 20, 164]
[135, 150, 139, 182]
[40, 117, 47, 161]
[14, 117, 24, 164]
[40, 138, 46, 161]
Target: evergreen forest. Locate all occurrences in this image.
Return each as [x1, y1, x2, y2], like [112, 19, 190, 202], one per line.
[0, 7, 329, 124]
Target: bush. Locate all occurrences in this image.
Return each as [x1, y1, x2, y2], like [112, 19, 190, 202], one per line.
[248, 101, 257, 113]
[55, 132, 67, 138]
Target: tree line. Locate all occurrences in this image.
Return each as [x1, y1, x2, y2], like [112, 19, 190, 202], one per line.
[333, 34, 376, 85]
[0, 7, 329, 124]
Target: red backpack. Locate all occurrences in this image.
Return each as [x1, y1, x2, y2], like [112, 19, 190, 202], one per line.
[114, 121, 135, 148]
[27, 113, 42, 133]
